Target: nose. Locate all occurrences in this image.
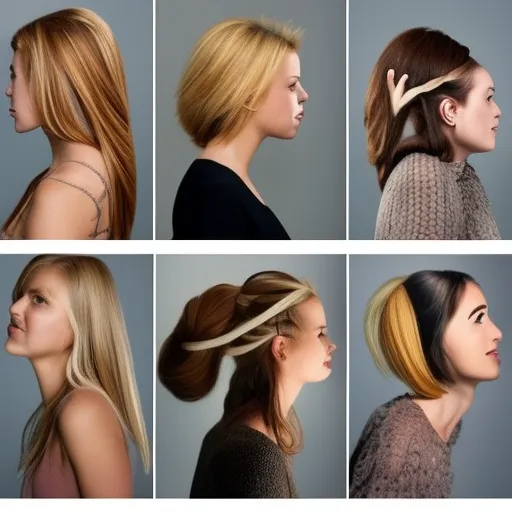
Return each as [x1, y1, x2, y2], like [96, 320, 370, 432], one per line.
[495, 101, 501, 119]
[9, 297, 24, 318]
[328, 342, 336, 353]
[299, 83, 308, 104]
[5, 81, 12, 98]
[491, 320, 502, 343]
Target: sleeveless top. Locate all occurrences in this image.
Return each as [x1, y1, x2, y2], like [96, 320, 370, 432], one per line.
[1, 161, 112, 240]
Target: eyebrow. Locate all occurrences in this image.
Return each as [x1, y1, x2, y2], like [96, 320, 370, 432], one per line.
[289, 75, 300, 80]
[317, 325, 327, 330]
[468, 304, 487, 319]
[27, 287, 53, 299]
[488, 87, 495, 92]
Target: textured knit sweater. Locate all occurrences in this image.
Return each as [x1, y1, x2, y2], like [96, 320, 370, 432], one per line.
[190, 423, 298, 498]
[374, 152, 501, 240]
[349, 394, 462, 498]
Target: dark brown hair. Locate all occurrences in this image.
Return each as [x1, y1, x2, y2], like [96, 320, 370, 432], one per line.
[157, 270, 316, 455]
[365, 27, 480, 190]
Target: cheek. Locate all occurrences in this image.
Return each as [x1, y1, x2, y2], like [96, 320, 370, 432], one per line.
[28, 313, 72, 352]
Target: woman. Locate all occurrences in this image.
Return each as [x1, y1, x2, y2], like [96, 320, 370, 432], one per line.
[3, 8, 136, 239]
[172, 19, 309, 240]
[5, 255, 150, 498]
[158, 271, 336, 497]
[350, 270, 502, 498]
[366, 28, 501, 240]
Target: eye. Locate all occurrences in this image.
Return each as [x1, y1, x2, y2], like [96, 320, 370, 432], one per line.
[487, 95, 494, 102]
[31, 294, 47, 305]
[289, 82, 297, 92]
[475, 312, 485, 324]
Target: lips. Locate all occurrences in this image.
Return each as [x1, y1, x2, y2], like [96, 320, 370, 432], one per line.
[323, 359, 332, 369]
[295, 111, 304, 120]
[486, 349, 500, 363]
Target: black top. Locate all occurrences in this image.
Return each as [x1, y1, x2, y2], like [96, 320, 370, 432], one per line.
[190, 423, 298, 498]
[172, 159, 290, 240]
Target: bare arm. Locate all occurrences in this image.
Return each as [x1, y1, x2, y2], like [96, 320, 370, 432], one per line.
[58, 389, 132, 498]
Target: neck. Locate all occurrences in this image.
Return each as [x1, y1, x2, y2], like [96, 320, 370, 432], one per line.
[200, 124, 264, 179]
[46, 132, 99, 170]
[31, 351, 70, 403]
[278, 377, 303, 417]
[413, 382, 475, 442]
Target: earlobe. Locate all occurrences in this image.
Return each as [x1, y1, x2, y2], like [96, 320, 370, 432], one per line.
[439, 98, 457, 127]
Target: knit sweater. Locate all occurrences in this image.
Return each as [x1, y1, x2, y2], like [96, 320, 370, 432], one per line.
[349, 394, 462, 498]
[374, 152, 501, 240]
[190, 424, 298, 498]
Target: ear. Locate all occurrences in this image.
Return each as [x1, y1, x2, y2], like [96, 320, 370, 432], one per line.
[438, 97, 459, 127]
[271, 335, 287, 362]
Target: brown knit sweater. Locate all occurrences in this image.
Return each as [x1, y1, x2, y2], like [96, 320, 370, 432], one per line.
[349, 394, 462, 498]
[190, 423, 298, 498]
[374, 152, 501, 240]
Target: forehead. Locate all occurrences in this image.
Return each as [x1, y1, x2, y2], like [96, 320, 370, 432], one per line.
[469, 66, 494, 90]
[454, 282, 486, 314]
[296, 296, 326, 328]
[276, 50, 300, 77]
[22, 266, 68, 297]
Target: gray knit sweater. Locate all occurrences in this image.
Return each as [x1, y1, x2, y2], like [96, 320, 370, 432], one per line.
[349, 394, 462, 498]
[375, 152, 501, 240]
[190, 423, 298, 498]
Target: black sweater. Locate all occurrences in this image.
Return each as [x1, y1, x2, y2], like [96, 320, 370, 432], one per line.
[190, 424, 297, 498]
[172, 159, 290, 240]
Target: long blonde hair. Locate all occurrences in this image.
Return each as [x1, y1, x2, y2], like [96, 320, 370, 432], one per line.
[177, 18, 302, 148]
[5, 8, 136, 239]
[15, 255, 150, 476]
[158, 270, 316, 455]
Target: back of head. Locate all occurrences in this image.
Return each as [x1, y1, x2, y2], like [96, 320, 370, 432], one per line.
[177, 18, 302, 148]
[365, 270, 476, 398]
[365, 27, 479, 189]
[158, 270, 316, 453]
[14, 254, 150, 474]
[12, 8, 136, 238]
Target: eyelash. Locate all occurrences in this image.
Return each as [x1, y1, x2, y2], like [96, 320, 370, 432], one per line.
[289, 82, 297, 92]
[487, 95, 494, 102]
[475, 312, 485, 324]
[31, 294, 47, 306]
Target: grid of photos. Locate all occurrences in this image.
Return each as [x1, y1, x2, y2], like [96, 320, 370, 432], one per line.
[1, 0, 510, 510]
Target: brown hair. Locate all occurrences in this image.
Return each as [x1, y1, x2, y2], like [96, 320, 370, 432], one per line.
[157, 270, 316, 455]
[5, 8, 136, 239]
[365, 27, 480, 190]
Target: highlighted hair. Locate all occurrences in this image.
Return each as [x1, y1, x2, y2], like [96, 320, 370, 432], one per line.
[177, 18, 302, 148]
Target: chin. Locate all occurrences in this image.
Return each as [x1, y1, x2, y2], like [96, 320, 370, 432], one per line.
[14, 122, 39, 134]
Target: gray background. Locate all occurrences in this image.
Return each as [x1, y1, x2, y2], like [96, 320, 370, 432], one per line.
[0, 0, 153, 240]
[155, 255, 346, 498]
[350, 255, 512, 498]
[156, 0, 346, 240]
[0, 254, 153, 498]
[349, 0, 512, 239]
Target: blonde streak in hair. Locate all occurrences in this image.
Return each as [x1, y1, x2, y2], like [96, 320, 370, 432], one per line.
[65, 265, 150, 470]
[383, 286, 445, 399]
[364, 276, 407, 375]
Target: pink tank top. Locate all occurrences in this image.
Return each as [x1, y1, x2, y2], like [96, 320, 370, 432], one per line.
[20, 435, 80, 498]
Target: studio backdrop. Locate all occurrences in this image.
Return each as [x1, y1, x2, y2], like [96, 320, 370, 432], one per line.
[350, 254, 512, 498]
[349, 0, 512, 239]
[0, 254, 154, 498]
[0, 0, 153, 239]
[155, 0, 346, 240]
[155, 255, 346, 498]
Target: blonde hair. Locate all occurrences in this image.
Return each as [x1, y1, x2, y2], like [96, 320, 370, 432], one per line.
[365, 277, 446, 399]
[5, 8, 136, 239]
[158, 270, 316, 455]
[177, 18, 302, 148]
[15, 255, 150, 476]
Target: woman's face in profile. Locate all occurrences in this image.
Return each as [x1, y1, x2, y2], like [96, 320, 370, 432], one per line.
[442, 281, 502, 385]
[282, 296, 335, 384]
[5, 51, 41, 133]
[5, 267, 73, 360]
[450, 66, 501, 156]
[254, 51, 309, 140]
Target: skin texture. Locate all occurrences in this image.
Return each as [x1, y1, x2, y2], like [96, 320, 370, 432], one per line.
[4, 266, 132, 497]
[443, 281, 502, 383]
[253, 51, 309, 140]
[440, 67, 501, 161]
[276, 297, 336, 385]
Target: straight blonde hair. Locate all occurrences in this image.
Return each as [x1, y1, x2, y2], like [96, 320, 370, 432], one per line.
[177, 18, 302, 148]
[5, 8, 136, 239]
[15, 255, 150, 476]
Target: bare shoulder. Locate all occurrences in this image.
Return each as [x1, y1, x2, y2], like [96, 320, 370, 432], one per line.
[58, 388, 121, 435]
[48, 160, 109, 197]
